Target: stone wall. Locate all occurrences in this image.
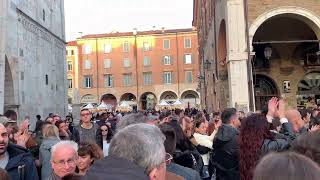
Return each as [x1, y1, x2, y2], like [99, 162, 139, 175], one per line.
[1, 0, 66, 129]
[247, 0, 320, 26]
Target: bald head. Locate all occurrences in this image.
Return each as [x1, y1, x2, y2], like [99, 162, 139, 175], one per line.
[286, 110, 301, 121]
[286, 110, 304, 133]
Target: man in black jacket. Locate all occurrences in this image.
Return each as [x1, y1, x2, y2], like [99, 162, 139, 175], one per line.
[0, 123, 38, 180]
[212, 108, 241, 180]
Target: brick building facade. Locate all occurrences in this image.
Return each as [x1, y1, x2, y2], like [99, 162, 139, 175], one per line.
[193, 0, 320, 112]
[67, 28, 200, 110]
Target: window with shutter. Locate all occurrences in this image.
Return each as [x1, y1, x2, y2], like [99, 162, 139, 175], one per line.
[104, 74, 113, 87]
[84, 60, 91, 69]
[123, 58, 130, 67]
[104, 44, 112, 53]
[84, 76, 92, 88]
[184, 54, 192, 64]
[163, 55, 171, 65]
[184, 38, 191, 48]
[104, 59, 111, 68]
[185, 71, 193, 83]
[83, 45, 92, 54]
[163, 39, 170, 49]
[143, 56, 151, 66]
[143, 72, 152, 85]
[123, 41, 129, 52]
[163, 72, 172, 84]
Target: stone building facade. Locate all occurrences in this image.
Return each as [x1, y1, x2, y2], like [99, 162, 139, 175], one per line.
[67, 28, 200, 110]
[193, 0, 320, 113]
[0, 0, 67, 126]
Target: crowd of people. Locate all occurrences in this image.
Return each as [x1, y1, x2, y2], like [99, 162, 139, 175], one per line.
[0, 97, 319, 180]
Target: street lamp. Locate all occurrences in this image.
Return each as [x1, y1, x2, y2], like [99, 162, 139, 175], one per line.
[264, 46, 273, 60]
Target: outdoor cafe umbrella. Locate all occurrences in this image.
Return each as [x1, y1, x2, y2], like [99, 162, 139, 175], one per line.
[159, 100, 170, 106]
[84, 103, 94, 109]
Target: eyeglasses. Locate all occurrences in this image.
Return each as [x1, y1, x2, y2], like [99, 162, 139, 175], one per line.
[81, 113, 91, 116]
[163, 153, 173, 166]
[53, 158, 77, 166]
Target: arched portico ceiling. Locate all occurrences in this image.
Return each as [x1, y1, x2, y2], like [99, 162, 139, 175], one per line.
[120, 93, 136, 101]
[181, 90, 200, 99]
[100, 94, 117, 101]
[140, 92, 157, 100]
[81, 94, 96, 103]
[298, 72, 320, 93]
[249, 7, 320, 49]
[160, 91, 178, 101]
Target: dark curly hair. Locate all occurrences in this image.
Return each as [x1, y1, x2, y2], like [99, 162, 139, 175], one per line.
[239, 113, 273, 180]
[78, 141, 104, 164]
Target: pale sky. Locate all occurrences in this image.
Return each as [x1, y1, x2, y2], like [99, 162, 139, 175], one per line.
[64, 0, 194, 41]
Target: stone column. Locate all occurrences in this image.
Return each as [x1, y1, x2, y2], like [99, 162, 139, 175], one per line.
[225, 0, 250, 112]
[72, 88, 81, 125]
[0, 0, 7, 114]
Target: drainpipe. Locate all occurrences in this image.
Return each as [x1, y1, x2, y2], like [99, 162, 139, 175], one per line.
[213, 0, 218, 111]
[95, 38, 99, 103]
[176, 32, 180, 98]
[244, 0, 255, 111]
[134, 30, 139, 110]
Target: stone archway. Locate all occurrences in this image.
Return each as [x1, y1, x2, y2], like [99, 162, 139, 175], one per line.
[101, 94, 117, 108]
[254, 74, 279, 111]
[181, 90, 200, 108]
[120, 93, 137, 110]
[160, 91, 178, 104]
[249, 7, 320, 49]
[140, 92, 157, 110]
[3, 55, 15, 112]
[250, 7, 320, 109]
[81, 94, 97, 104]
[217, 19, 229, 109]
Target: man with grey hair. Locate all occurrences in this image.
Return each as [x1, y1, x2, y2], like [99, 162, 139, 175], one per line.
[116, 113, 148, 130]
[49, 140, 78, 180]
[85, 123, 167, 180]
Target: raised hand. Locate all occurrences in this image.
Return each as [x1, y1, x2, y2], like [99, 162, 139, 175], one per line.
[277, 99, 286, 119]
[310, 125, 320, 132]
[267, 97, 279, 118]
[18, 119, 29, 133]
[16, 129, 30, 148]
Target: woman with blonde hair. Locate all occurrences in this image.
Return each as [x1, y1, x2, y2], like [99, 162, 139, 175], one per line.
[39, 124, 61, 179]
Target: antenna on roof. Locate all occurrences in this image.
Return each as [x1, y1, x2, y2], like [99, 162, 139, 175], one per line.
[133, 28, 137, 35]
[161, 27, 165, 33]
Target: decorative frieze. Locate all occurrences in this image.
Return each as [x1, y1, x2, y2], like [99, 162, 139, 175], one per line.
[17, 9, 65, 49]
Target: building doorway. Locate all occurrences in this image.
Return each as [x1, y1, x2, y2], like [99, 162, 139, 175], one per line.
[254, 74, 279, 111]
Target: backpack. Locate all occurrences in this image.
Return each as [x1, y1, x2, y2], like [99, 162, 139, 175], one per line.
[174, 150, 204, 177]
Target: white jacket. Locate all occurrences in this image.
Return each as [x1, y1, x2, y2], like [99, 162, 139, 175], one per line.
[193, 130, 217, 165]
